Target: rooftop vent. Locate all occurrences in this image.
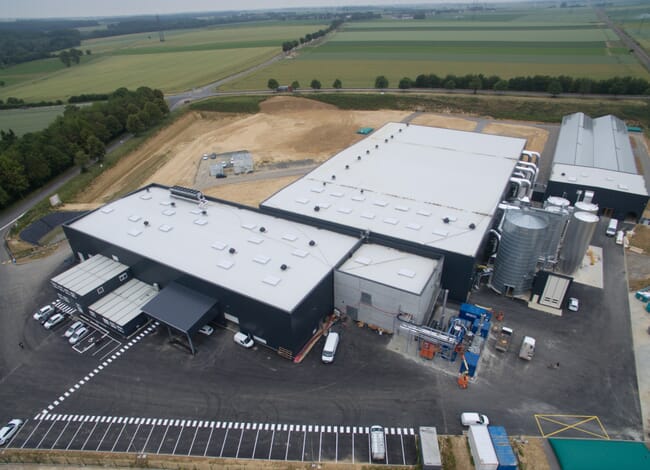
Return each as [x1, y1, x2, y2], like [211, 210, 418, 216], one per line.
[170, 185, 203, 202]
[314, 205, 320, 212]
[229, 247, 236, 254]
[398, 268, 416, 279]
[259, 226, 266, 233]
[375, 144, 379, 149]
[309, 240, 316, 246]
[469, 223, 476, 229]
[170, 202, 176, 207]
[280, 264, 288, 271]
[331, 174, 336, 180]
[217, 260, 234, 270]
[443, 217, 450, 224]
[345, 165, 349, 170]
[390, 135, 394, 139]
[323, 181, 327, 186]
[143, 220, 149, 226]
[366, 150, 370, 154]
[128, 215, 141, 222]
[263, 275, 281, 287]
[384, 139, 388, 143]
[357, 155, 361, 160]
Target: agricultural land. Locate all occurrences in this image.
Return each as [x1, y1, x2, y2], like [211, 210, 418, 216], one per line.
[0, 105, 65, 136]
[224, 6, 649, 91]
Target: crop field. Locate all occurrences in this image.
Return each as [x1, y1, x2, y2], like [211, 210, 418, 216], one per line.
[605, 4, 650, 53]
[0, 106, 64, 135]
[0, 22, 325, 102]
[225, 7, 650, 91]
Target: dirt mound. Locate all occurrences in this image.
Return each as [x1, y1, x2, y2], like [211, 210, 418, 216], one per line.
[259, 96, 337, 114]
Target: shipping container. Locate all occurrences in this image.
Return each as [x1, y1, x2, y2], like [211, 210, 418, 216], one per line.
[419, 427, 442, 470]
[468, 425, 499, 470]
[488, 426, 518, 470]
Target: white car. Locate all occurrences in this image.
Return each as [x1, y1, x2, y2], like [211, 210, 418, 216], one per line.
[460, 412, 489, 426]
[568, 297, 580, 312]
[64, 321, 85, 338]
[233, 332, 254, 348]
[199, 325, 214, 336]
[43, 313, 65, 330]
[0, 419, 23, 445]
[69, 326, 88, 345]
[615, 230, 624, 245]
[33, 304, 54, 322]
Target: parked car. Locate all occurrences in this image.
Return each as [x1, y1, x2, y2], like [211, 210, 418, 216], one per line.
[568, 297, 580, 312]
[233, 332, 254, 348]
[460, 412, 489, 426]
[615, 230, 625, 245]
[43, 313, 65, 330]
[199, 325, 214, 336]
[33, 304, 54, 322]
[69, 326, 88, 345]
[64, 321, 85, 338]
[0, 419, 23, 445]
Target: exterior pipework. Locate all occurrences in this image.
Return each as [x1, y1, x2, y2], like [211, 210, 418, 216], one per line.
[559, 211, 599, 274]
[490, 210, 548, 296]
[509, 177, 532, 200]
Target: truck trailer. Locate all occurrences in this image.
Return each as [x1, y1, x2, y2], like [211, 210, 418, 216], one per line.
[370, 425, 386, 461]
[488, 426, 518, 470]
[468, 425, 499, 470]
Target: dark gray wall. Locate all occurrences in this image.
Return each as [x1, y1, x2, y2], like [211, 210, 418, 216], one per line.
[51, 268, 130, 312]
[63, 225, 333, 355]
[546, 181, 648, 222]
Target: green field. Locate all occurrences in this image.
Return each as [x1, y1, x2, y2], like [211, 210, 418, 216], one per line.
[224, 7, 649, 91]
[0, 106, 65, 135]
[605, 3, 650, 56]
[0, 22, 326, 101]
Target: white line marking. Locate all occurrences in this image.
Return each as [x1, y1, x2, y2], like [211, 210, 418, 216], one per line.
[204, 422, 215, 457]
[95, 421, 113, 451]
[252, 427, 260, 459]
[188, 424, 201, 456]
[220, 426, 229, 457]
[80, 419, 100, 450]
[172, 424, 184, 455]
[400, 432, 406, 465]
[235, 428, 245, 458]
[127, 422, 142, 453]
[285, 429, 291, 461]
[301, 427, 307, 461]
[352, 432, 355, 464]
[50, 420, 70, 449]
[142, 423, 156, 454]
[308, 425, 313, 433]
[67, 422, 86, 450]
[318, 428, 322, 462]
[268, 429, 275, 460]
[156, 423, 171, 455]
[335, 429, 338, 462]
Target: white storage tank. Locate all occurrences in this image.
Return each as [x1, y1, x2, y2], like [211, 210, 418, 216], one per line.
[559, 211, 599, 274]
[544, 196, 570, 210]
[468, 425, 499, 470]
[574, 201, 599, 215]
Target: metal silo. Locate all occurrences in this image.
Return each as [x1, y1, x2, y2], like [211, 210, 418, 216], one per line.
[544, 196, 570, 211]
[491, 211, 548, 296]
[538, 206, 570, 262]
[559, 211, 599, 274]
[574, 201, 598, 214]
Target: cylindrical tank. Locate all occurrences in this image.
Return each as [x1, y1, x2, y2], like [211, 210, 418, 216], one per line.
[559, 211, 599, 274]
[544, 196, 570, 210]
[574, 201, 598, 214]
[538, 206, 569, 261]
[491, 211, 548, 296]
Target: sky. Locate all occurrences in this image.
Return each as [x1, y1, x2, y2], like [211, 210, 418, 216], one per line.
[1, 0, 517, 20]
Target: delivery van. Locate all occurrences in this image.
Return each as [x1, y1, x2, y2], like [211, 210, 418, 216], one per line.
[606, 218, 618, 237]
[321, 331, 339, 363]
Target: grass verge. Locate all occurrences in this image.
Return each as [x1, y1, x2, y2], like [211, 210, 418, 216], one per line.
[189, 95, 269, 113]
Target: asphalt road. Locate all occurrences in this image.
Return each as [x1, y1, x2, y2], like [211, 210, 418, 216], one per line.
[597, 9, 650, 75]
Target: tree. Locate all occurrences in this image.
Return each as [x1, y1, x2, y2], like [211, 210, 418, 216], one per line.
[398, 77, 412, 89]
[609, 80, 626, 97]
[493, 80, 508, 93]
[86, 49, 92, 55]
[547, 80, 562, 97]
[469, 76, 483, 94]
[126, 114, 144, 135]
[310, 79, 321, 90]
[291, 80, 300, 90]
[332, 78, 342, 89]
[374, 75, 389, 89]
[59, 50, 71, 67]
[0, 153, 29, 198]
[267, 78, 279, 90]
[74, 150, 90, 171]
[144, 102, 163, 124]
[444, 80, 456, 90]
[70, 48, 83, 64]
[86, 135, 105, 162]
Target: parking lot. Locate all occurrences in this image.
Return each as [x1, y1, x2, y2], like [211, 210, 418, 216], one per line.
[6, 414, 416, 465]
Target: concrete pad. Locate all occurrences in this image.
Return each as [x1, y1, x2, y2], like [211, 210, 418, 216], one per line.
[629, 291, 650, 440]
[571, 245, 604, 289]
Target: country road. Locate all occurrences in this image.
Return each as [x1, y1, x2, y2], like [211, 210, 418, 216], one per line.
[597, 8, 650, 75]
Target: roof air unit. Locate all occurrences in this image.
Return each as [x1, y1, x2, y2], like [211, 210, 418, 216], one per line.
[170, 185, 203, 202]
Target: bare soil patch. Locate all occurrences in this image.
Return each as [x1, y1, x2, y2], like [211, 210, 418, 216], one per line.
[482, 122, 548, 153]
[203, 175, 301, 207]
[410, 113, 477, 131]
[512, 437, 552, 470]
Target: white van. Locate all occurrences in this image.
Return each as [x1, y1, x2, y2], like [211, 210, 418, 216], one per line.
[615, 230, 625, 245]
[606, 218, 618, 237]
[321, 331, 339, 363]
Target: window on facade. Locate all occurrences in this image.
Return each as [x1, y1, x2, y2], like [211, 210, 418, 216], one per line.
[97, 286, 104, 295]
[118, 273, 128, 282]
[361, 292, 372, 305]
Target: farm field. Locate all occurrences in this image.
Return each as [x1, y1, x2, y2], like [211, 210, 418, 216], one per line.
[0, 22, 326, 102]
[0, 106, 65, 135]
[605, 3, 650, 53]
[224, 6, 650, 91]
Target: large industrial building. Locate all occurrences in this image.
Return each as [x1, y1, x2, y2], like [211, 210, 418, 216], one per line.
[55, 116, 643, 357]
[545, 112, 648, 221]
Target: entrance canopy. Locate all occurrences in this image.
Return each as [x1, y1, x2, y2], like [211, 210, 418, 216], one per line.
[142, 282, 218, 336]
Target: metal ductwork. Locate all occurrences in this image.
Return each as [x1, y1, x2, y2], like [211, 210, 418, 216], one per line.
[514, 165, 536, 184]
[489, 228, 501, 255]
[516, 161, 539, 185]
[509, 177, 532, 200]
[521, 150, 541, 166]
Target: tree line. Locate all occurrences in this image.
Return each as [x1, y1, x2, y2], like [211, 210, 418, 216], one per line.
[0, 87, 169, 209]
[0, 29, 81, 67]
[282, 19, 344, 52]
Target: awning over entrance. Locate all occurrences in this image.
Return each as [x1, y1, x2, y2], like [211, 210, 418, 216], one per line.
[142, 282, 218, 353]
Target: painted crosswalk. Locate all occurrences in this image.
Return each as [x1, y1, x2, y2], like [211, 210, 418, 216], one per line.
[9, 414, 417, 465]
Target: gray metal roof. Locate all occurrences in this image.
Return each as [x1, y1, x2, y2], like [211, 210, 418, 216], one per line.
[337, 244, 440, 295]
[554, 113, 637, 173]
[262, 122, 527, 257]
[88, 278, 157, 326]
[51, 255, 128, 296]
[67, 185, 359, 312]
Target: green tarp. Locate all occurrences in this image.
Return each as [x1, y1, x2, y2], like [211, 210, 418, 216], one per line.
[549, 438, 649, 470]
[357, 127, 374, 135]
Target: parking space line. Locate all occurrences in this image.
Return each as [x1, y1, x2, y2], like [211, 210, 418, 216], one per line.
[235, 428, 244, 458]
[66, 423, 85, 450]
[51, 420, 71, 449]
[220, 427, 230, 458]
[400, 433, 406, 465]
[127, 422, 142, 452]
[367, 432, 371, 463]
[188, 424, 200, 456]
[80, 420, 100, 450]
[352, 432, 355, 464]
[204, 423, 215, 457]
[285, 429, 291, 460]
[172, 424, 185, 455]
[301, 429, 306, 461]
[156, 424, 171, 455]
[335, 429, 338, 462]
[5, 419, 29, 448]
[142, 423, 156, 453]
[36, 419, 58, 449]
[251, 427, 260, 458]
[95, 422, 113, 451]
[110, 423, 127, 452]
[267, 429, 274, 460]
[318, 429, 322, 462]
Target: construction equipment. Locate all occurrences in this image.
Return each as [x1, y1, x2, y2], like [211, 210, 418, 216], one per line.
[495, 326, 513, 352]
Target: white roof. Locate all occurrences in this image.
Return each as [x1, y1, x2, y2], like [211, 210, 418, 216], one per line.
[550, 163, 647, 196]
[262, 122, 527, 257]
[89, 278, 157, 326]
[67, 186, 359, 312]
[338, 244, 439, 295]
[51, 254, 128, 296]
